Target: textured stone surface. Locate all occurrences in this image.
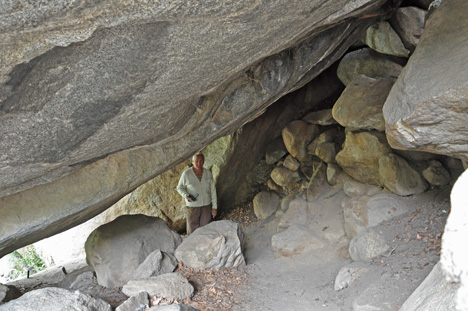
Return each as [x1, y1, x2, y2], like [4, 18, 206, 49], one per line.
[85, 215, 181, 288]
[343, 193, 409, 239]
[441, 169, 468, 311]
[132, 250, 177, 280]
[400, 262, 458, 311]
[253, 191, 281, 220]
[315, 142, 338, 163]
[334, 262, 369, 291]
[271, 225, 325, 258]
[0, 0, 389, 257]
[302, 109, 337, 126]
[363, 21, 410, 57]
[383, 0, 468, 162]
[278, 199, 309, 232]
[270, 166, 302, 187]
[174, 220, 245, 270]
[337, 48, 405, 86]
[148, 305, 200, 311]
[422, 160, 452, 186]
[0, 284, 21, 304]
[283, 155, 300, 171]
[282, 120, 319, 162]
[0, 287, 110, 311]
[122, 273, 193, 300]
[116, 292, 150, 311]
[336, 131, 391, 185]
[389, 6, 427, 53]
[379, 153, 428, 196]
[332, 75, 395, 131]
[348, 229, 389, 261]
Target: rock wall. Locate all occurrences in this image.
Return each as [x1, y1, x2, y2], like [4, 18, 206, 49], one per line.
[0, 0, 392, 257]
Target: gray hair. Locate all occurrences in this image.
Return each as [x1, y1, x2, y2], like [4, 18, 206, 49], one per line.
[192, 153, 204, 161]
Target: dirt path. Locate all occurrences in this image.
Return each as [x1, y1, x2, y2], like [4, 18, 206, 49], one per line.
[235, 186, 450, 311]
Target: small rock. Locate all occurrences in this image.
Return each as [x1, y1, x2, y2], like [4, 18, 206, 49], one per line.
[302, 109, 337, 126]
[334, 262, 369, 291]
[379, 153, 428, 196]
[253, 191, 281, 220]
[283, 155, 300, 171]
[422, 160, 451, 186]
[336, 131, 391, 185]
[389, 6, 427, 53]
[133, 250, 177, 280]
[337, 48, 405, 86]
[363, 21, 410, 57]
[122, 273, 193, 300]
[282, 120, 319, 162]
[349, 229, 389, 261]
[270, 166, 302, 187]
[116, 292, 150, 311]
[148, 304, 200, 310]
[315, 142, 338, 163]
[265, 137, 288, 165]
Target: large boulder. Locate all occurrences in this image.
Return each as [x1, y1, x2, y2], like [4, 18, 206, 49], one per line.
[441, 169, 468, 311]
[174, 220, 245, 270]
[0, 287, 110, 311]
[0, 0, 392, 257]
[383, 0, 468, 162]
[332, 75, 395, 132]
[336, 131, 391, 185]
[85, 215, 182, 288]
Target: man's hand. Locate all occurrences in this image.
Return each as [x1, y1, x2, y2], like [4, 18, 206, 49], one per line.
[186, 195, 194, 202]
[211, 208, 217, 219]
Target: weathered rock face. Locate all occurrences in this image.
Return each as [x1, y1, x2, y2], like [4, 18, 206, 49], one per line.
[383, 0, 468, 162]
[0, 0, 392, 256]
[85, 215, 181, 288]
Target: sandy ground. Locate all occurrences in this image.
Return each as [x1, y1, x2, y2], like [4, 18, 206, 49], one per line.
[236, 186, 450, 311]
[4, 186, 450, 311]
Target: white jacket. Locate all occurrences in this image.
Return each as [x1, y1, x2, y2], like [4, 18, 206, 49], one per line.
[176, 167, 217, 209]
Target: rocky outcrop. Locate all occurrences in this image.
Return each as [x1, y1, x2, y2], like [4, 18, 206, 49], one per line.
[383, 0, 468, 162]
[0, 287, 110, 311]
[85, 215, 181, 288]
[0, 0, 391, 257]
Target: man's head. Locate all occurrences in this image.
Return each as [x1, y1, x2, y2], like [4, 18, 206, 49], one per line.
[192, 153, 204, 170]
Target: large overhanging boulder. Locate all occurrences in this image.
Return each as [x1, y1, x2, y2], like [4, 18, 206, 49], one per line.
[383, 0, 468, 162]
[0, 0, 393, 257]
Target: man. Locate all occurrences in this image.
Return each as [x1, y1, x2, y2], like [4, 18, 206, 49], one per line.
[177, 153, 218, 234]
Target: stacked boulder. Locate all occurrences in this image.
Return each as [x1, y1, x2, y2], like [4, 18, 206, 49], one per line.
[252, 3, 463, 263]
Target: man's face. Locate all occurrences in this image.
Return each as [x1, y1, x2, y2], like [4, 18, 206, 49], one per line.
[192, 155, 204, 170]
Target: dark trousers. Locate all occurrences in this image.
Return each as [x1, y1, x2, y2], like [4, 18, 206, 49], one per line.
[186, 204, 212, 234]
